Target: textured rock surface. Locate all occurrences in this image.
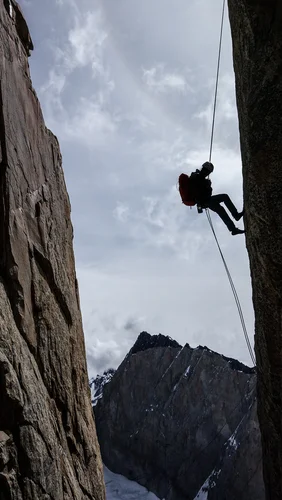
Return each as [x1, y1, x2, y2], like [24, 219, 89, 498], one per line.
[95, 333, 264, 500]
[0, 1, 105, 499]
[228, 1, 282, 499]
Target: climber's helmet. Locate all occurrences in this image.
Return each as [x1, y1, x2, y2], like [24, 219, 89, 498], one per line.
[201, 161, 214, 177]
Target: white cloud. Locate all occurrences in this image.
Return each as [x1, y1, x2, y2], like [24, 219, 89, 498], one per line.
[113, 185, 210, 261]
[114, 203, 129, 223]
[143, 65, 189, 94]
[41, 69, 66, 96]
[78, 251, 254, 379]
[68, 11, 108, 76]
[26, 0, 253, 378]
[55, 0, 79, 11]
[63, 96, 117, 146]
[111, 143, 243, 263]
[194, 73, 238, 133]
[39, 6, 117, 147]
[82, 308, 146, 375]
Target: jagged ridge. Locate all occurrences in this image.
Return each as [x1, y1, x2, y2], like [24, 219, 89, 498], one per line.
[94, 332, 264, 500]
[131, 331, 181, 355]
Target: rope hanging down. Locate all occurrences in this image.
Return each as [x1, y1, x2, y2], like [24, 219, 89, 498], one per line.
[206, 0, 256, 366]
[209, 0, 226, 163]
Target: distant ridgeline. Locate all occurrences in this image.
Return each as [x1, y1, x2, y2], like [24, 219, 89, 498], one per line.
[93, 332, 263, 500]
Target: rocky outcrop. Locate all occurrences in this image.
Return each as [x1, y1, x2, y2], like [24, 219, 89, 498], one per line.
[228, 2, 282, 499]
[0, 1, 105, 499]
[95, 333, 264, 500]
[131, 331, 181, 354]
[90, 369, 116, 407]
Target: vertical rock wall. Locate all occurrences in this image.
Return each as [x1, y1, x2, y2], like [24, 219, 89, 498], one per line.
[0, 1, 105, 498]
[228, 1, 282, 498]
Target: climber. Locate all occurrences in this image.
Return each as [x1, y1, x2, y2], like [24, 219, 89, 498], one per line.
[179, 162, 245, 235]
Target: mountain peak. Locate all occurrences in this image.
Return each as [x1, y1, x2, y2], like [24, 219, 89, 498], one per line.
[131, 331, 181, 355]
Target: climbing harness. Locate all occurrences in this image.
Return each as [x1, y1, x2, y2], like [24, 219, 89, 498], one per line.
[206, 0, 256, 367]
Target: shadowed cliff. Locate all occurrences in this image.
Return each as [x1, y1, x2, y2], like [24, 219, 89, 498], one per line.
[0, 1, 105, 498]
[228, 1, 282, 499]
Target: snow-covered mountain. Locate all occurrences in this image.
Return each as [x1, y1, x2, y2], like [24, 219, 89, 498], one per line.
[90, 368, 115, 406]
[93, 332, 264, 500]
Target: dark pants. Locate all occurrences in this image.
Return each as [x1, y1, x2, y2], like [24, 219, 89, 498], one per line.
[202, 194, 240, 232]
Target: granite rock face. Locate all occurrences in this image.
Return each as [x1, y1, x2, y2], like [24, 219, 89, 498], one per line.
[95, 332, 264, 500]
[228, 2, 282, 499]
[0, 1, 105, 499]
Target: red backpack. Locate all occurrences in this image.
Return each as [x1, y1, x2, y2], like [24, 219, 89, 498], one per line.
[178, 173, 197, 206]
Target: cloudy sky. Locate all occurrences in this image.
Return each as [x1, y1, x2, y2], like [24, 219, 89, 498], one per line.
[19, 0, 254, 377]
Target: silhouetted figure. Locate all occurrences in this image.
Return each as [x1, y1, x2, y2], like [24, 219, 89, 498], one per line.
[179, 162, 245, 235]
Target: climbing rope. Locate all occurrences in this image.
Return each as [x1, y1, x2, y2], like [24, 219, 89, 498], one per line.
[206, 210, 256, 366]
[209, 0, 226, 163]
[206, 0, 256, 367]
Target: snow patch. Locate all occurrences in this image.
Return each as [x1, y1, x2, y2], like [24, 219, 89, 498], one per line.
[104, 466, 161, 500]
[90, 368, 115, 406]
[194, 478, 209, 500]
[225, 420, 242, 455]
[226, 426, 240, 454]
[160, 347, 184, 381]
[228, 433, 238, 450]
[193, 469, 221, 500]
[184, 365, 191, 377]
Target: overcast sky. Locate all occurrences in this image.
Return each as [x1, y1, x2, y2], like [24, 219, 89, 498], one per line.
[19, 0, 254, 377]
